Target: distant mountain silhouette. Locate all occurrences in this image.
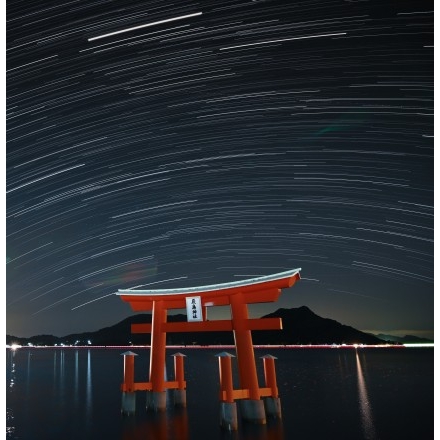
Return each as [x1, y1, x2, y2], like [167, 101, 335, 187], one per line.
[375, 333, 433, 344]
[7, 306, 393, 346]
[257, 306, 383, 345]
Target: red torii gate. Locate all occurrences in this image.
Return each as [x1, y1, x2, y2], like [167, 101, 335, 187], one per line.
[117, 268, 301, 427]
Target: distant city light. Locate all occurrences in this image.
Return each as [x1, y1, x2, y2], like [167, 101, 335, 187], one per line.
[403, 343, 434, 348]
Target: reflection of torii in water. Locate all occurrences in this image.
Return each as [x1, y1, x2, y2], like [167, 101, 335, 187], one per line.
[117, 268, 301, 428]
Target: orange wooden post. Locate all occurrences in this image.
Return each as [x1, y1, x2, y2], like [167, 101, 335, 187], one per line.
[173, 353, 185, 388]
[216, 352, 238, 430]
[262, 355, 278, 397]
[230, 293, 266, 424]
[147, 300, 168, 411]
[229, 293, 259, 399]
[172, 353, 187, 407]
[218, 352, 234, 403]
[261, 355, 282, 419]
[121, 351, 138, 415]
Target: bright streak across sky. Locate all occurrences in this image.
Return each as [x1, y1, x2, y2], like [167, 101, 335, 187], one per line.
[220, 32, 348, 51]
[88, 12, 203, 41]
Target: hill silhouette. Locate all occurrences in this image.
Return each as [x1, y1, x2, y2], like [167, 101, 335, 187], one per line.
[375, 333, 433, 344]
[7, 306, 386, 346]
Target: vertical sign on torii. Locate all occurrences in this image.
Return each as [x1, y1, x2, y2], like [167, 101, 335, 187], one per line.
[185, 296, 202, 322]
[117, 268, 301, 428]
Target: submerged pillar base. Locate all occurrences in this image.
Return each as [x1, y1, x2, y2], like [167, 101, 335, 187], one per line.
[240, 399, 266, 424]
[263, 397, 282, 419]
[121, 392, 136, 416]
[219, 402, 238, 431]
[173, 389, 187, 407]
[146, 390, 167, 412]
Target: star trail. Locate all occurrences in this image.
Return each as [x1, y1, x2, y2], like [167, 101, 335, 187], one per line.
[6, 0, 433, 339]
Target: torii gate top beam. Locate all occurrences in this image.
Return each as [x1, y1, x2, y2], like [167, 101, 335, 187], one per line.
[117, 268, 301, 311]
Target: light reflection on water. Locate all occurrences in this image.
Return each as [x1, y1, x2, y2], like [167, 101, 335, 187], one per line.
[355, 349, 377, 440]
[5, 347, 433, 440]
[26, 351, 31, 388]
[25, 351, 32, 424]
[59, 350, 65, 397]
[239, 419, 285, 440]
[6, 408, 15, 438]
[119, 406, 285, 440]
[74, 350, 79, 408]
[85, 349, 93, 433]
[9, 350, 15, 389]
[53, 350, 56, 380]
[52, 351, 58, 405]
[7, 350, 16, 438]
[122, 409, 190, 440]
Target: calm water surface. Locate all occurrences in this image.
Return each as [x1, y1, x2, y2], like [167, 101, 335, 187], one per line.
[6, 347, 433, 440]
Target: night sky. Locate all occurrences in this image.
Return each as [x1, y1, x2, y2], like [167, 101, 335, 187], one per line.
[6, 0, 433, 339]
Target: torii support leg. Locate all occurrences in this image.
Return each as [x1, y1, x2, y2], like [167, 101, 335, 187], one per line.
[216, 352, 238, 431]
[262, 355, 282, 419]
[146, 300, 167, 411]
[230, 293, 266, 424]
[121, 351, 138, 415]
[172, 353, 187, 407]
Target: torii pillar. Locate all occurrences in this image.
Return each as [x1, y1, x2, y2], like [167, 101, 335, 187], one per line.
[230, 292, 265, 422]
[117, 268, 301, 423]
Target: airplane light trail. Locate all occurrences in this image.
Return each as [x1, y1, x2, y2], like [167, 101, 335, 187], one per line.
[88, 12, 203, 42]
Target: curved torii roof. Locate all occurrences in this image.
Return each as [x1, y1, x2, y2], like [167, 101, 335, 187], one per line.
[117, 268, 301, 311]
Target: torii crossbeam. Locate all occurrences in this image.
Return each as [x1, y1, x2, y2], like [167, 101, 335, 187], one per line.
[117, 268, 301, 424]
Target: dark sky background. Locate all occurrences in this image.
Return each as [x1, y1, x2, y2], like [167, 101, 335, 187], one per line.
[6, 0, 433, 339]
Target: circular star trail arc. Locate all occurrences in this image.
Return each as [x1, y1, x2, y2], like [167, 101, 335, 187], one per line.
[6, 0, 433, 339]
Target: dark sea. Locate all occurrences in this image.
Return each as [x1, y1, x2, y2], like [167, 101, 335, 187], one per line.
[6, 346, 433, 440]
